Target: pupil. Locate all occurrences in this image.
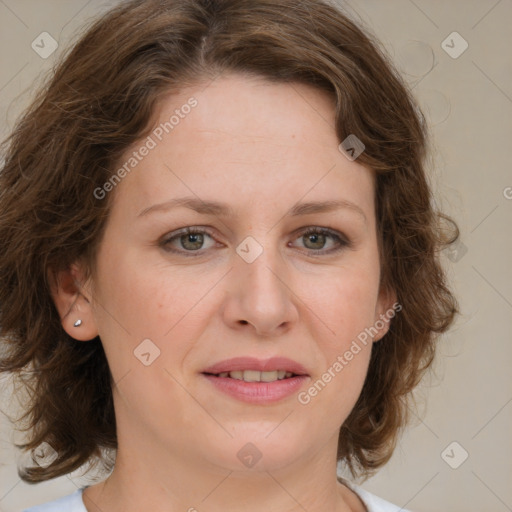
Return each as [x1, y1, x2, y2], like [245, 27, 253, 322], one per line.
[306, 233, 324, 249]
[182, 233, 203, 250]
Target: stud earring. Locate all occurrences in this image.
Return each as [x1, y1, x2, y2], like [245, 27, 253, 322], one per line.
[73, 319, 82, 327]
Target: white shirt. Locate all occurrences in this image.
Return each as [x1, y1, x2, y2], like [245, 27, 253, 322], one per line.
[22, 482, 411, 512]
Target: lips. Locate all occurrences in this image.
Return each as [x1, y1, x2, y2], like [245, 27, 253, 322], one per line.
[201, 356, 309, 376]
[201, 357, 310, 403]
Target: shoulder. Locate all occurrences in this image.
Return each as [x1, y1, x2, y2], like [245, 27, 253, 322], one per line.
[22, 488, 87, 512]
[341, 477, 411, 512]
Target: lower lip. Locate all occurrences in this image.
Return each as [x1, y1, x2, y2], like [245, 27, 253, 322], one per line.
[202, 374, 309, 404]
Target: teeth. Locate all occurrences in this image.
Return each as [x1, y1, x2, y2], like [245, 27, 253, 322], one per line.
[244, 370, 264, 382]
[260, 370, 278, 382]
[219, 370, 296, 382]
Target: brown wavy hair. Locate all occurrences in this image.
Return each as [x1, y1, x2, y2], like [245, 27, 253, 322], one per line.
[0, 0, 459, 483]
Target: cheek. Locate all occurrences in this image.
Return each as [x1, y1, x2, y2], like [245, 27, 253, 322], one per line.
[91, 243, 216, 371]
[305, 263, 380, 347]
[298, 329, 372, 436]
[93, 240, 185, 333]
[297, 256, 379, 412]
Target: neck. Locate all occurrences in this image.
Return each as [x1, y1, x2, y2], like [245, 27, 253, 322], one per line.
[81, 429, 366, 512]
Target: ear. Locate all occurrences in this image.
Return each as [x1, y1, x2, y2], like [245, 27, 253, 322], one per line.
[372, 285, 399, 343]
[47, 262, 99, 342]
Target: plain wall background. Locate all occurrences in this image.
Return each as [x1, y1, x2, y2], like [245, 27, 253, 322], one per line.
[0, 1, 511, 511]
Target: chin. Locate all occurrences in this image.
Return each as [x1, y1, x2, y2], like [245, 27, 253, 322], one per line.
[200, 426, 312, 473]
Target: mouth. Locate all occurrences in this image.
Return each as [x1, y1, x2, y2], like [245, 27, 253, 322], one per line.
[200, 357, 310, 403]
[202, 369, 301, 382]
[201, 356, 309, 379]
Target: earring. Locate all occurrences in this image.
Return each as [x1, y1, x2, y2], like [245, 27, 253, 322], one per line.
[73, 319, 82, 327]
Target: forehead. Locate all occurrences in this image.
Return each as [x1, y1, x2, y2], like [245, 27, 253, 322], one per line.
[112, 73, 375, 222]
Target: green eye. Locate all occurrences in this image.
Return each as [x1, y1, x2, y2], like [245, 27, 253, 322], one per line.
[161, 227, 215, 254]
[160, 226, 351, 257]
[292, 227, 351, 254]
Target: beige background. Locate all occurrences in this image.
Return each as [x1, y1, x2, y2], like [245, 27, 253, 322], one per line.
[0, 1, 511, 511]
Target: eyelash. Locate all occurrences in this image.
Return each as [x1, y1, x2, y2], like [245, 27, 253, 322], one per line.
[159, 226, 352, 257]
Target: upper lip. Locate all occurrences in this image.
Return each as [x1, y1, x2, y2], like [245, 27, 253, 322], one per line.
[202, 357, 309, 376]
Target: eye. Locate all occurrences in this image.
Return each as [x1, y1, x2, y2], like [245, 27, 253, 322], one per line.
[290, 227, 351, 254]
[159, 226, 351, 257]
[160, 227, 217, 255]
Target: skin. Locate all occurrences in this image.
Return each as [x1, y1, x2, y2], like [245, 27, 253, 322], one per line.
[50, 73, 396, 512]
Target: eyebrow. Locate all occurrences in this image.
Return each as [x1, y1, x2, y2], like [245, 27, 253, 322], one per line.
[137, 196, 367, 223]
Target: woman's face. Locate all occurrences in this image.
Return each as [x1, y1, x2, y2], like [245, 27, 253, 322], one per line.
[78, 73, 394, 473]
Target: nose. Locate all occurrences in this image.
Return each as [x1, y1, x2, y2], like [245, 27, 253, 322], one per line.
[221, 241, 299, 338]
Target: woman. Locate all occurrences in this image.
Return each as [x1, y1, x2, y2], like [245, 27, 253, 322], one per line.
[0, 0, 459, 511]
